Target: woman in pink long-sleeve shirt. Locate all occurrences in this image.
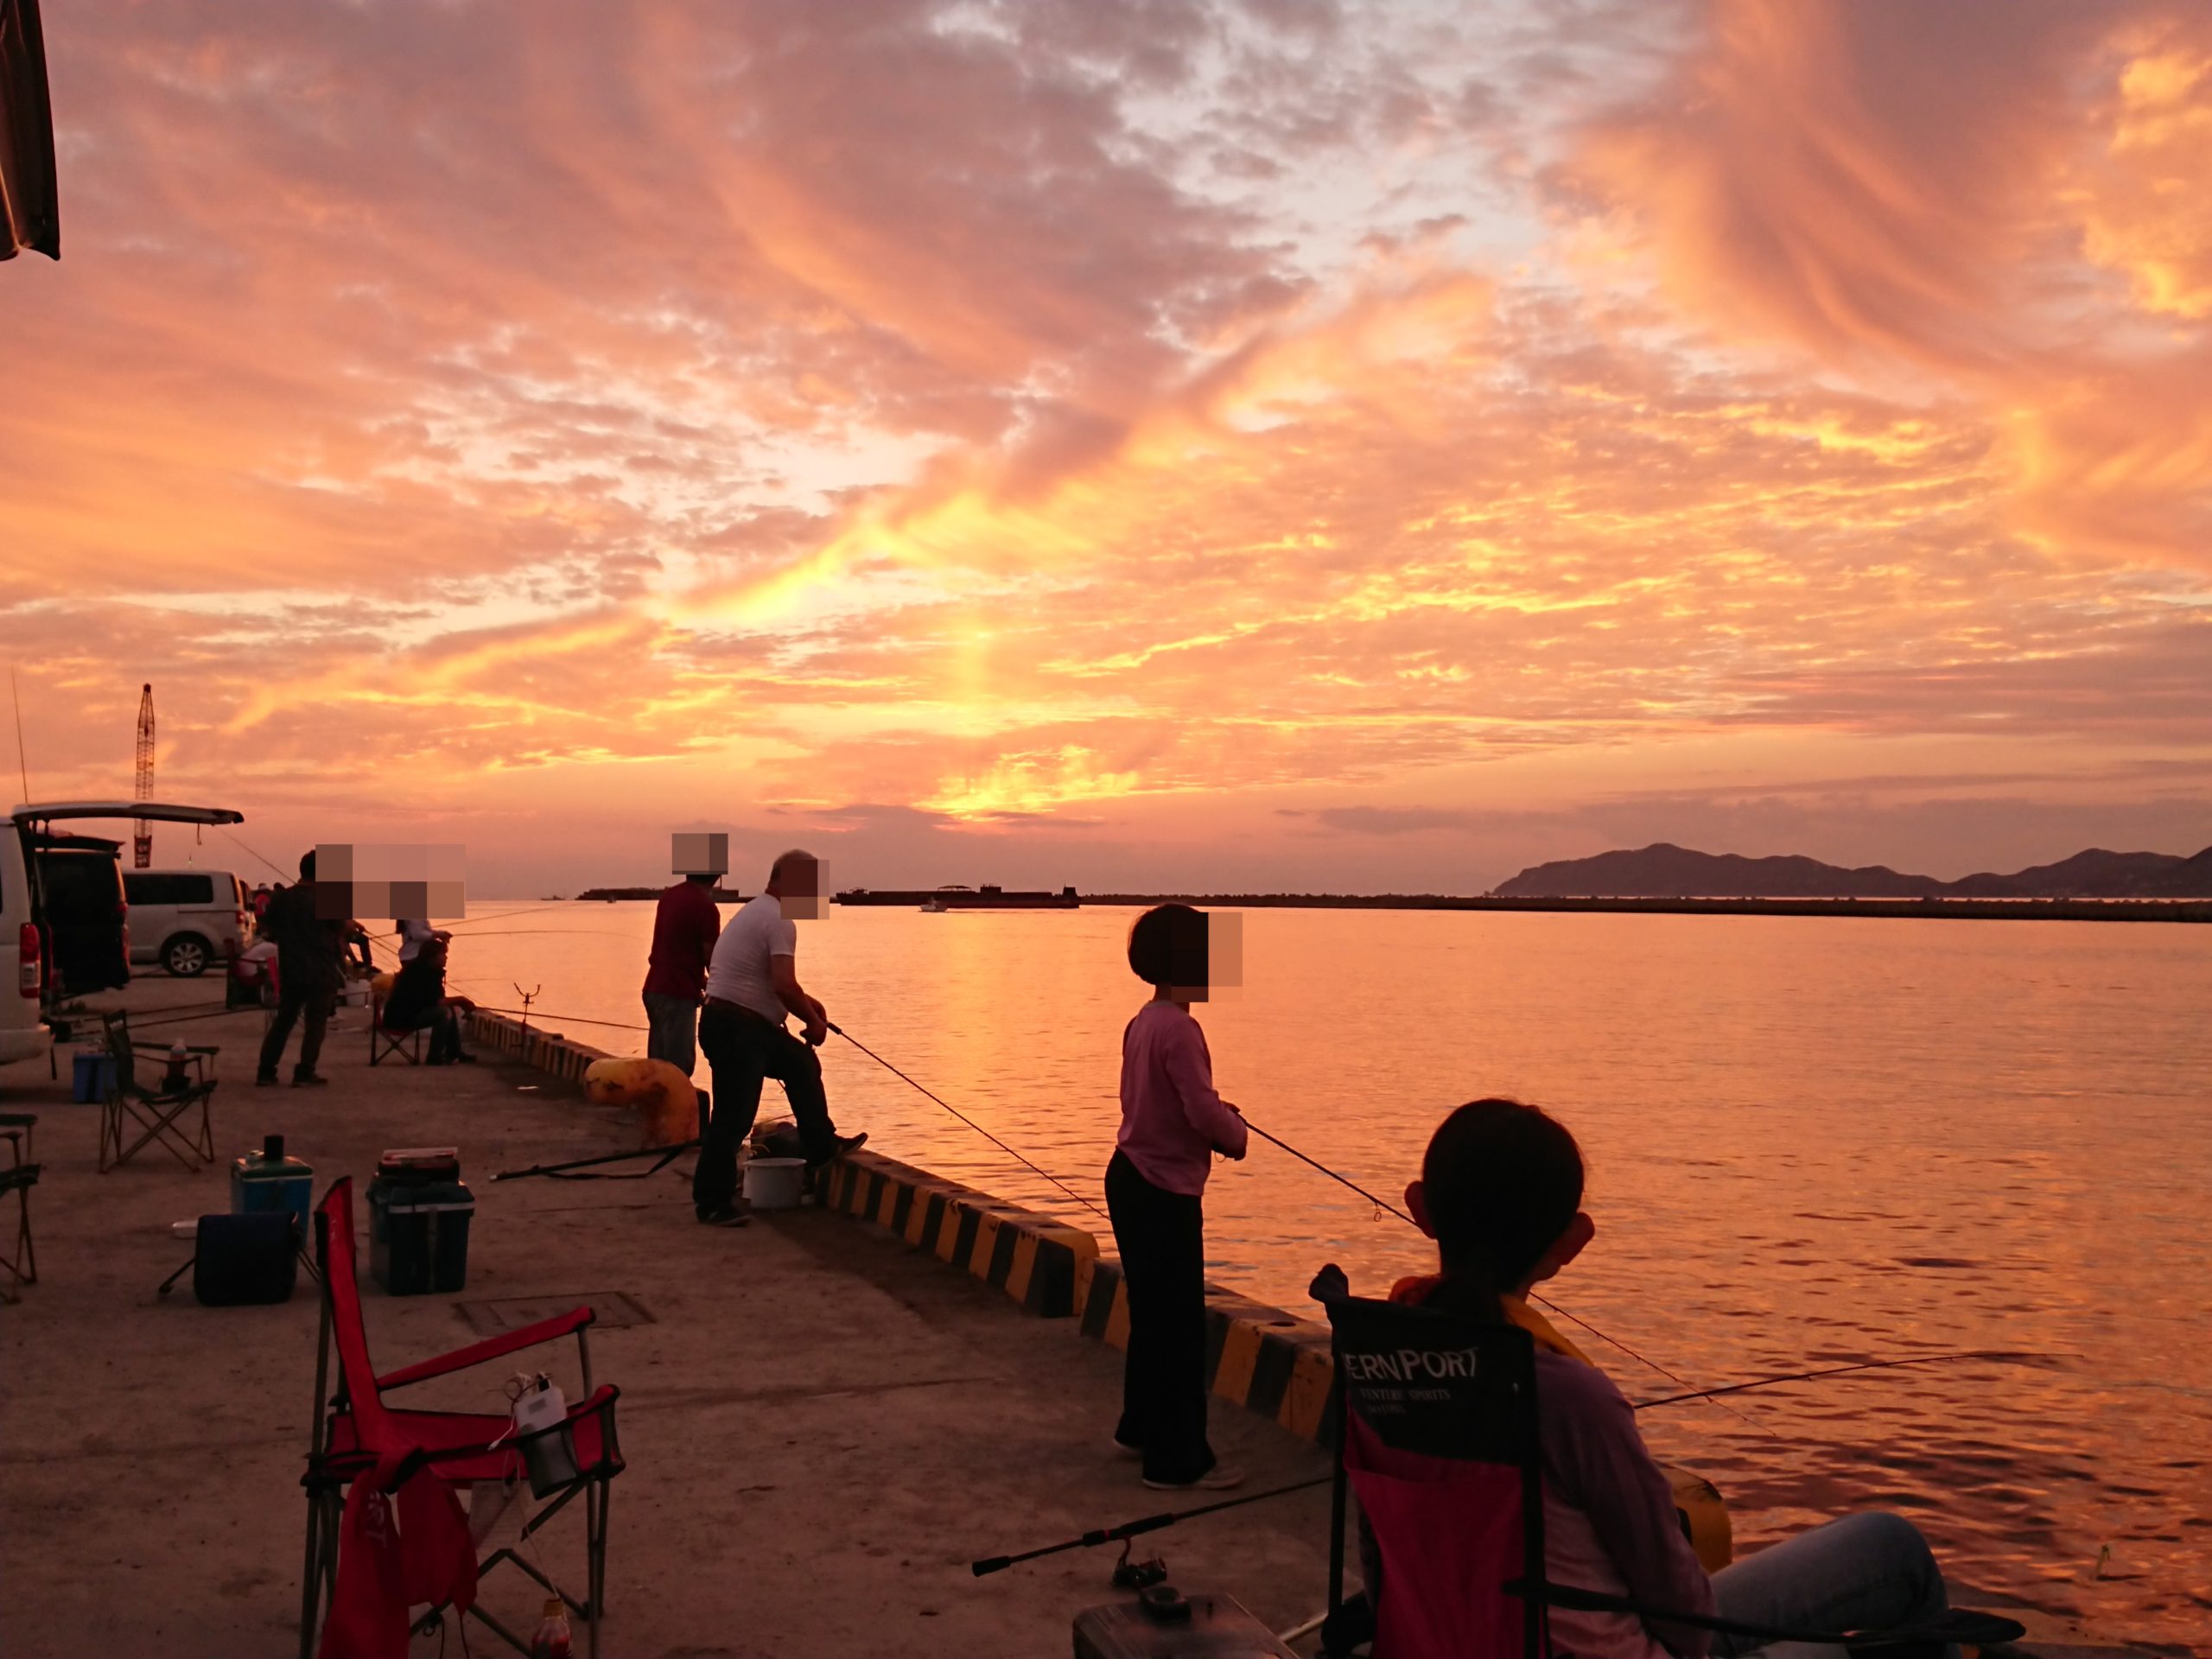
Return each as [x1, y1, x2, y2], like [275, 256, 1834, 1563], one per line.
[1107, 905, 1249, 1491]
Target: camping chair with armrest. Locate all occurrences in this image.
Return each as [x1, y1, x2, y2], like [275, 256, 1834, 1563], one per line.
[301, 1178, 623, 1659]
[0, 1114, 39, 1302]
[1311, 1268, 2025, 1659]
[98, 1010, 218, 1173]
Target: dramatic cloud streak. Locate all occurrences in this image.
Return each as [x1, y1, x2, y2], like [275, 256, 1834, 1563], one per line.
[4, 0, 2206, 891]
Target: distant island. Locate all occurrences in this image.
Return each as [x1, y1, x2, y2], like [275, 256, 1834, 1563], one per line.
[574, 886, 753, 903]
[557, 842, 2212, 923]
[1492, 842, 2212, 899]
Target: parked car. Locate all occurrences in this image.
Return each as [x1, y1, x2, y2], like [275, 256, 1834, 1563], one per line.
[8, 803, 248, 1027]
[124, 868, 251, 976]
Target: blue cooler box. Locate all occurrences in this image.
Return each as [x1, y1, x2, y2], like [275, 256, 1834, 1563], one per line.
[231, 1136, 315, 1241]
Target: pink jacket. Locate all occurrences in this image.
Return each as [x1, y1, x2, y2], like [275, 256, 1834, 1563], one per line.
[1116, 1001, 1248, 1196]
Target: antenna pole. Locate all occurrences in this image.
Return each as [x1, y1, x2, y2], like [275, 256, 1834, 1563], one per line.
[9, 666, 29, 805]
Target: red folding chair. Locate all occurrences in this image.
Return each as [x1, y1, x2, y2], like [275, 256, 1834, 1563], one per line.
[1312, 1271, 2024, 1657]
[301, 1178, 623, 1657]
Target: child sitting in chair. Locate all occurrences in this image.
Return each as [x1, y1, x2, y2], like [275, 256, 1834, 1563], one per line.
[1395, 1098, 1961, 1659]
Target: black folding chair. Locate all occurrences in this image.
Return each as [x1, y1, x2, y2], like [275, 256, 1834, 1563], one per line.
[1312, 1268, 2026, 1658]
[98, 1011, 218, 1173]
[0, 1114, 39, 1302]
[369, 985, 426, 1066]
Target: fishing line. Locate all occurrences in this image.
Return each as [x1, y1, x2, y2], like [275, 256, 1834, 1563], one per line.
[1238, 1113, 1771, 1437]
[1630, 1350, 2066, 1412]
[466, 1005, 651, 1033]
[828, 1022, 1109, 1223]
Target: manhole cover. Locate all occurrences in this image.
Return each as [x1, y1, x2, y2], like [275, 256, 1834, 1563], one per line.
[455, 1292, 656, 1335]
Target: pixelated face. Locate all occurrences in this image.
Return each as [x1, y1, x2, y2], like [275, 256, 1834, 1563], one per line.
[1155, 909, 1244, 1002]
[779, 855, 823, 919]
[313, 843, 466, 922]
[671, 830, 729, 876]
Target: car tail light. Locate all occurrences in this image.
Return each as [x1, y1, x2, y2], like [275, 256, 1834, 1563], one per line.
[18, 922, 40, 996]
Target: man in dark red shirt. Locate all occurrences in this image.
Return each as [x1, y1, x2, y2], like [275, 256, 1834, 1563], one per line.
[641, 873, 721, 1079]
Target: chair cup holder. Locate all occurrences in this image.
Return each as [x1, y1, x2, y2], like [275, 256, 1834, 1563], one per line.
[515, 1418, 581, 1498]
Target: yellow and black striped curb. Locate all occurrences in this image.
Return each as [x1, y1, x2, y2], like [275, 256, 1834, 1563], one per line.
[1071, 1255, 1340, 1443]
[817, 1148, 1098, 1319]
[465, 1011, 607, 1084]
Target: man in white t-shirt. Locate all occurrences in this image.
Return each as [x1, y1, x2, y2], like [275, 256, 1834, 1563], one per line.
[690, 849, 865, 1225]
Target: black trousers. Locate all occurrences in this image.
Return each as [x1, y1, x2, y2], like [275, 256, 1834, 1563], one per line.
[691, 1005, 838, 1212]
[1105, 1149, 1216, 1484]
[257, 981, 331, 1080]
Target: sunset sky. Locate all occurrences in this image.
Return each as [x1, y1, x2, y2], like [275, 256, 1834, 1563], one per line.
[7, 0, 2210, 896]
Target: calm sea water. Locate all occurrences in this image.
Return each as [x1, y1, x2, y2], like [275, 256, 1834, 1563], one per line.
[423, 901, 2211, 1641]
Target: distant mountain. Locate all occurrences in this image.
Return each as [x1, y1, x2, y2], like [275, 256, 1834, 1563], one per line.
[1492, 842, 2212, 899]
[1945, 847, 2209, 899]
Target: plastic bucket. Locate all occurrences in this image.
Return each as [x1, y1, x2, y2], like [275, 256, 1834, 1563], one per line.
[741, 1157, 807, 1210]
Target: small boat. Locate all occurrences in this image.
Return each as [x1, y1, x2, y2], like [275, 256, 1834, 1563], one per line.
[920, 897, 947, 912]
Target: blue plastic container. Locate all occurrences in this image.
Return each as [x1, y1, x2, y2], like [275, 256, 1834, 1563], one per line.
[231, 1135, 315, 1241]
[71, 1052, 117, 1103]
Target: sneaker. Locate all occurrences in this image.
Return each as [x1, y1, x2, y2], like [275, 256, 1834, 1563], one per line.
[807, 1130, 868, 1169]
[255, 1073, 279, 1087]
[1111, 1435, 1143, 1460]
[292, 1073, 329, 1088]
[1143, 1464, 1244, 1492]
[695, 1203, 751, 1227]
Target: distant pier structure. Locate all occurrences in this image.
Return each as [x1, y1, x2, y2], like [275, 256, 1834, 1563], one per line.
[834, 883, 1080, 909]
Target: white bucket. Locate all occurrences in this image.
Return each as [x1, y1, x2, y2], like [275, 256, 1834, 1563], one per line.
[741, 1157, 807, 1211]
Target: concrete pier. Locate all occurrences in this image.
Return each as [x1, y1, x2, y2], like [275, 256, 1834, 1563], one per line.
[0, 982, 1329, 1657]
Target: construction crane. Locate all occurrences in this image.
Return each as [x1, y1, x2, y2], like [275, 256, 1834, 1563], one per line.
[134, 683, 154, 868]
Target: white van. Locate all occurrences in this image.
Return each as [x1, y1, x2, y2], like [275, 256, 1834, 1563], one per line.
[123, 868, 250, 976]
[0, 822, 42, 1065]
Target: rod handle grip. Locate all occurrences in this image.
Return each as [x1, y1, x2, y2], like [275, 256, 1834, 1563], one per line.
[971, 1555, 1011, 1577]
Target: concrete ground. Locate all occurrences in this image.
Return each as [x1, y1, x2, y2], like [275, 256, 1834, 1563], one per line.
[0, 979, 1332, 1659]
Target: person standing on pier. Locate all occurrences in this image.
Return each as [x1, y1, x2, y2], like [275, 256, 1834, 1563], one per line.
[641, 869, 721, 1082]
[255, 850, 345, 1087]
[1108, 904, 1248, 1491]
[690, 849, 865, 1227]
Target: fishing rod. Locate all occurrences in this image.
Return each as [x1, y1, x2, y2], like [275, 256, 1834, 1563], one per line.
[975, 1348, 2065, 1580]
[971, 1475, 1332, 1576]
[1236, 1113, 1770, 1436]
[828, 1022, 1109, 1223]
[1631, 1350, 2064, 1412]
[492, 1140, 698, 1182]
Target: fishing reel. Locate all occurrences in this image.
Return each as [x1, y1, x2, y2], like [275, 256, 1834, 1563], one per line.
[1110, 1538, 1169, 1592]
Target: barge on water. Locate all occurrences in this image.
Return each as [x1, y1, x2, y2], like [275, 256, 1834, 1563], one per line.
[835, 884, 1080, 910]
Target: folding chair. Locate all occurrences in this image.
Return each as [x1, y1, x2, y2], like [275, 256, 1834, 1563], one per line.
[98, 1011, 217, 1173]
[0, 1114, 39, 1303]
[369, 985, 426, 1066]
[1312, 1274, 2024, 1658]
[301, 1179, 623, 1658]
